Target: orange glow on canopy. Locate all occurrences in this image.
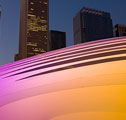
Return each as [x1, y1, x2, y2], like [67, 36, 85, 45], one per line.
[0, 37, 126, 120]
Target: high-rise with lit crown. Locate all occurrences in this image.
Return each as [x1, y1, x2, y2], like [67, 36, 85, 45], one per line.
[15, 0, 49, 61]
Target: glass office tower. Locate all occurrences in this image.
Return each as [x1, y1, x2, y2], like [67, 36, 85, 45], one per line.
[73, 8, 113, 45]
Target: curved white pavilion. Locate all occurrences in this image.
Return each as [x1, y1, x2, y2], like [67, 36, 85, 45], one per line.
[0, 37, 126, 120]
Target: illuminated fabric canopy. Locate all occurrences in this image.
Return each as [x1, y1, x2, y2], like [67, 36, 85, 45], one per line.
[0, 37, 126, 120]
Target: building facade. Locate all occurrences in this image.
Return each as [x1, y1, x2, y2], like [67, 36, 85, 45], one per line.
[115, 24, 126, 37]
[73, 8, 113, 45]
[15, 0, 49, 61]
[49, 30, 66, 51]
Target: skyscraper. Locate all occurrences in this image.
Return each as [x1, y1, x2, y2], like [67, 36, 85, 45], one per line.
[15, 0, 49, 61]
[49, 30, 66, 51]
[115, 24, 126, 37]
[73, 8, 113, 45]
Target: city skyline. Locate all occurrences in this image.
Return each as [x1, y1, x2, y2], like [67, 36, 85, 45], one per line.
[0, 0, 126, 65]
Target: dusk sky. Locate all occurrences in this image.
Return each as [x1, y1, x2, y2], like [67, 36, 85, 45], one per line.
[0, 0, 126, 66]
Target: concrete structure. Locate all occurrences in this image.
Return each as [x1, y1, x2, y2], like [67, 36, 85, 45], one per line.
[73, 8, 113, 45]
[15, 0, 49, 61]
[0, 37, 126, 120]
[49, 30, 66, 51]
[115, 24, 126, 37]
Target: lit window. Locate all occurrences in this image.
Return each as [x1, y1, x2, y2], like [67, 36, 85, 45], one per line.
[43, 2, 48, 4]
[42, 10, 45, 13]
[30, 8, 34, 11]
[27, 42, 37, 47]
[30, 2, 34, 5]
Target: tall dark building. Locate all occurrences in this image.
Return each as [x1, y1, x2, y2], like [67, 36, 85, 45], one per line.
[73, 8, 113, 45]
[15, 0, 49, 61]
[49, 30, 66, 50]
[115, 24, 126, 37]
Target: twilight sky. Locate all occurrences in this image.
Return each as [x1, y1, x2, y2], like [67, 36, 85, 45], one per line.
[0, 0, 126, 66]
